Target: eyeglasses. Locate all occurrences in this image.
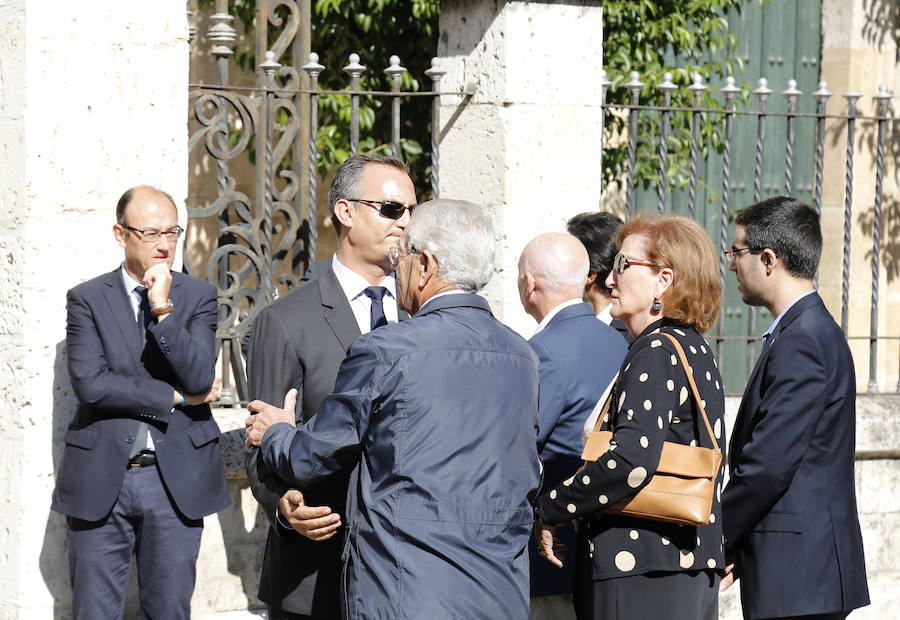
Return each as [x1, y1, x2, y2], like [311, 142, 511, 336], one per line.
[388, 244, 413, 267]
[613, 252, 661, 275]
[724, 247, 754, 258]
[124, 225, 184, 243]
[348, 199, 416, 220]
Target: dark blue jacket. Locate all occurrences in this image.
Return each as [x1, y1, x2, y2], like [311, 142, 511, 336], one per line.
[262, 293, 541, 619]
[528, 302, 626, 596]
[52, 269, 229, 522]
[723, 292, 869, 619]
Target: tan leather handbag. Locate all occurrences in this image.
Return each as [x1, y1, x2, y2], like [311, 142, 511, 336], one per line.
[581, 332, 722, 526]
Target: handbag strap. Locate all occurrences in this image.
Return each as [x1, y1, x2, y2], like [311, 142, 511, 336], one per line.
[588, 330, 719, 452]
[659, 331, 719, 452]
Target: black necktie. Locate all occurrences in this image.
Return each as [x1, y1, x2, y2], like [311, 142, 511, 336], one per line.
[136, 286, 152, 338]
[363, 286, 389, 330]
[131, 285, 152, 458]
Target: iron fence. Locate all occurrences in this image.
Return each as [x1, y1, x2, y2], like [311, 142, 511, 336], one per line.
[185, 3, 898, 400]
[603, 69, 897, 394]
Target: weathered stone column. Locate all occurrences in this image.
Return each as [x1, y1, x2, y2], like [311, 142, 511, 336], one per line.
[0, 1, 190, 615]
[436, 0, 604, 335]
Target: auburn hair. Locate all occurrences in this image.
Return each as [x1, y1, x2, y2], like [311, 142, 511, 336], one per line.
[617, 213, 721, 333]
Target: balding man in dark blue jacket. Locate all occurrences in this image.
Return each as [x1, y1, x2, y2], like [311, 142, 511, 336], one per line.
[518, 232, 627, 619]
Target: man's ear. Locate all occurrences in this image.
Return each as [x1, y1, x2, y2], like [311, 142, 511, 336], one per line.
[525, 272, 538, 299]
[760, 248, 777, 275]
[418, 250, 439, 289]
[113, 224, 127, 248]
[584, 271, 598, 294]
[334, 199, 354, 230]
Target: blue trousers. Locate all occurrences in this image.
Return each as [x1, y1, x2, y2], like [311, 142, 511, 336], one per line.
[67, 463, 203, 619]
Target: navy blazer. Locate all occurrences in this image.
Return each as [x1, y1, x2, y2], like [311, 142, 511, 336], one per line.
[261, 293, 542, 619]
[52, 268, 229, 522]
[722, 292, 869, 619]
[528, 302, 626, 597]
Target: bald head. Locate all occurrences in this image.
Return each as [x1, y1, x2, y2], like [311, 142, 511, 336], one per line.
[518, 233, 590, 321]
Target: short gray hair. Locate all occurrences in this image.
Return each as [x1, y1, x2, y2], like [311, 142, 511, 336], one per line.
[407, 199, 495, 293]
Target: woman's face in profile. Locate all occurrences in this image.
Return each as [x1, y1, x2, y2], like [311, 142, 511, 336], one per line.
[606, 233, 658, 324]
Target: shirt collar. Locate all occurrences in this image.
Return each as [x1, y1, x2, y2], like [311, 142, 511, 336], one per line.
[120, 263, 142, 295]
[331, 254, 396, 301]
[596, 303, 613, 325]
[419, 288, 466, 312]
[534, 298, 582, 335]
[763, 289, 816, 340]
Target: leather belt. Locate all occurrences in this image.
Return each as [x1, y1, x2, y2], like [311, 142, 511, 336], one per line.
[127, 451, 157, 468]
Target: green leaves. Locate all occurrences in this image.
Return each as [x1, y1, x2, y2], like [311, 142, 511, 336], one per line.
[603, 0, 752, 191]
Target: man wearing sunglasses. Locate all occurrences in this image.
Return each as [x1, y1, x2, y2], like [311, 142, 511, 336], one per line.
[246, 154, 415, 620]
[52, 186, 228, 618]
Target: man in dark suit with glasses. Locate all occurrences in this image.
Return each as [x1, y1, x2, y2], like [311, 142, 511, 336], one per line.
[52, 185, 229, 619]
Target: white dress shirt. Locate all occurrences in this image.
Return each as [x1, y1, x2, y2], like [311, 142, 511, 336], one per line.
[331, 254, 400, 334]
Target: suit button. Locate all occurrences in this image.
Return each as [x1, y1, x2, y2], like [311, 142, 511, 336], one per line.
[126, 436, 135, 444]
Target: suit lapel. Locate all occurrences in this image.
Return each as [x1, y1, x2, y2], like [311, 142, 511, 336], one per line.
[102, 269, 144, 366]
[318, 266, 362, 351]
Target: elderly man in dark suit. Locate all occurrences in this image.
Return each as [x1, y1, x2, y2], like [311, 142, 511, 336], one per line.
[517, 232, 627, 619]
[246, 199, 542, 619]
[245, 154, 415, 619]
[52, 186, 229, 619]
[721, 196, 869, 619]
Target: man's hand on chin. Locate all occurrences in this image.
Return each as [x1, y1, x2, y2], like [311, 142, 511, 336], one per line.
[245, 388, 298, 449]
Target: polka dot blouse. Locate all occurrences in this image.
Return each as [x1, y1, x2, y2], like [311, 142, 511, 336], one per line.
[534, 319, 726, 580]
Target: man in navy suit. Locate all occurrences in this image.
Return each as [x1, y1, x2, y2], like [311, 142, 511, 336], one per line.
[52, 186, 229, 619]
[517, 232, 627, 619]
[721, 196, 869, 619]
[246, 154, 415, 619]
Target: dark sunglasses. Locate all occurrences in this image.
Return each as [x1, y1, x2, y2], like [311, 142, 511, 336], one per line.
[348, 199, 416, 220]
[613, 252, 661, 275]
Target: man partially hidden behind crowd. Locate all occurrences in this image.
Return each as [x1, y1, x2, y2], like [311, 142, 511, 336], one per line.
[246, 199, 542, 618]
[246, 154, 414, 619]
[53, 186, 228, 619]
[721, 196, 869, 619]
[566, 211, 631, 342]
[518, 233, 627, 619]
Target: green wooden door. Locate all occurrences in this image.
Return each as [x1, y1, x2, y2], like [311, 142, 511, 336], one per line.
[632, 0, 821, 393]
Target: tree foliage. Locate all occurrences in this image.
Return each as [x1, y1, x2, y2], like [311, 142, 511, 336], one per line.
[603, 0, 757, 191]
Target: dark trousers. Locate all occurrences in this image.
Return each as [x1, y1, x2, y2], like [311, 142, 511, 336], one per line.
[759, 615, 848, 620]
[67, 464, 203, 620]
[267, 606, 330, 620]
[577, 570, 719, 620]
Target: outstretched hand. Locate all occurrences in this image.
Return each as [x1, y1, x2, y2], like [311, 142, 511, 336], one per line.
[245, 388, 298, 449]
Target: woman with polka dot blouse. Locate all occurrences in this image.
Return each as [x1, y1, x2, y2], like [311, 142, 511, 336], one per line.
[533, 214, 726, 619]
